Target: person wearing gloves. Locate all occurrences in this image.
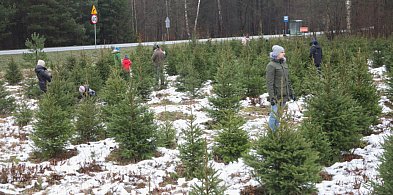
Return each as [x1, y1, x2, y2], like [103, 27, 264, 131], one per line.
[266, 45, 295, 131]
[34, 60, 52, 93]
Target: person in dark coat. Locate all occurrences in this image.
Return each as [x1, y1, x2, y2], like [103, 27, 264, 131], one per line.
[309, 40, 323, 73]
[266, 45, 295, 131]
[34, 60, 52, 92]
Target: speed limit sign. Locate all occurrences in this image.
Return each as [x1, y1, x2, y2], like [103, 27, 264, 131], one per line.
[91, 14, 98, 24]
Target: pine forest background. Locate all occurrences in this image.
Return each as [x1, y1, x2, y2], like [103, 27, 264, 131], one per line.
[0, 0, 393, 50]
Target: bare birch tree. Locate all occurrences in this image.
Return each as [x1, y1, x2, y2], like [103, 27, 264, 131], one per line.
[346, 0, 351, 32]
[184, 0, 191, 38]
[216, 0, 223, 36]
[194, 0, 201, 34]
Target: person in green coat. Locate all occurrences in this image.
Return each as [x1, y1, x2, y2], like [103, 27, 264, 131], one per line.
[266, 45, 295, 131]
[112, 47, 121, 67]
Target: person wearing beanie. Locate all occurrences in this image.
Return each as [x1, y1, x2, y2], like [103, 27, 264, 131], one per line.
[34, 59, 52, 92]
[266, 45, 295, 131]
[309, 39, 323, 73]
[112, 47, 121, 67]
[78, 85, 96, 98]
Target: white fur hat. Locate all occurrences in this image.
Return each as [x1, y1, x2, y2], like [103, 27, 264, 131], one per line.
[79, 85, 85, 93]
[37, 60, 45, 66]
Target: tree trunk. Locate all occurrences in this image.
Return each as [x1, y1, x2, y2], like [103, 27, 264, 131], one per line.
[217, 0, 223, 36]
[194, 0, 201, 34]
[184, 0, 191, 38]
[346, 0, 351, 32]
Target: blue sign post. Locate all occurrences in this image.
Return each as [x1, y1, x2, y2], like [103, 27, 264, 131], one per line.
[283, 16, 289, 35]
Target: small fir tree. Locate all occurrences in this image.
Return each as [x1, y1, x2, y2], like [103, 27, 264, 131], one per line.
[14, 101, 33, 127]
[23, 32, 47, 67]
[0, 81, 15, 116]
[179, 112, 206, 180]
[23, 72, 42, 99]
[371, 40, 386, 68]
[156, 111, 177, 149]
[245, 119, 321, 194]
[239, 45, 268, 97]
[68, 57, 104, 94]
[100, 67, 128, 105]
[74, 97, 104, 144]
[5, 58, 23, 85]
[100, 68, 128, 124]
[192, 43, 215, 83]
[190, 142, 227, 195]
[46, 69, 76, 113]
[373, 135, 393, 194]
[96, 50, 113, 83]
[213, 112, 250, 164]
[386, 70, 393, 101]
[182, 58, 202, 96]
[346, 49, 381, 133]
[385, 43, 393, 72]
[31, 94, 73, 159]
[304, 64, 364, 162]
[299, 120, 332, 166]
[130, 46, 155, 99]
[175, 48, 199, 93]
[166, 44, 181, 76]
[106, 79, 157, 162]
[208, 47, 244, 123]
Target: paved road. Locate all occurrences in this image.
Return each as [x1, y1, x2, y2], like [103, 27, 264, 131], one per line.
[0, 34, 303, 56]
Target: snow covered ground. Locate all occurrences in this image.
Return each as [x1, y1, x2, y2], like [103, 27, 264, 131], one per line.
[0, 66, 391, 194]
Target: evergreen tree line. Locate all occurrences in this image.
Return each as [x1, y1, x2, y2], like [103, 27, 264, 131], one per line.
[0, 0, 135, 50]
[1, 0, 393, 50]
[1, 34, 392, 193]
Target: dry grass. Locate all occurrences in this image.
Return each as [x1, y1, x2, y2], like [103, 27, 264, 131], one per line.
[240, 106, 269, 120]
[77, 160, 104, 174]
[155, 111, 190, 121]
[319, 171, 333, 181]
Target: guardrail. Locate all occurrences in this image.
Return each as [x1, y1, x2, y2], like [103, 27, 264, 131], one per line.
[0, 33, 318, 56]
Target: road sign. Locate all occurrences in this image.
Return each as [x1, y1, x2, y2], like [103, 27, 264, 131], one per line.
[91, 14, 98, 24]
[91, 5, 97, 15]
[165, 17, 170, 29]
[300, 26, 309, 33]
[283, 16, 289, 23]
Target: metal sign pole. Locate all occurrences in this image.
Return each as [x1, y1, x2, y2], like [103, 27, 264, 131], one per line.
[91, 5, 98, 49]
[94, 24, 97, 48]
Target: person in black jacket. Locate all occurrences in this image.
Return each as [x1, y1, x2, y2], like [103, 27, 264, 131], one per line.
[34, 60, 52, 92]
[309, 40, 323, 73]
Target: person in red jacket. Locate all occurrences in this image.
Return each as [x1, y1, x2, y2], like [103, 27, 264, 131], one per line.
[122, 55, 132, 72]
[122, 55, 132, 79]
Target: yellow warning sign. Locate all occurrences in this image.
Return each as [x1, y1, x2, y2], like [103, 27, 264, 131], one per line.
[91, 5, 97, 15]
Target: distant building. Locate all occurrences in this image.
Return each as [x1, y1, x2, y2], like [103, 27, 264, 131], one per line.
[289, 20, 303, 35]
